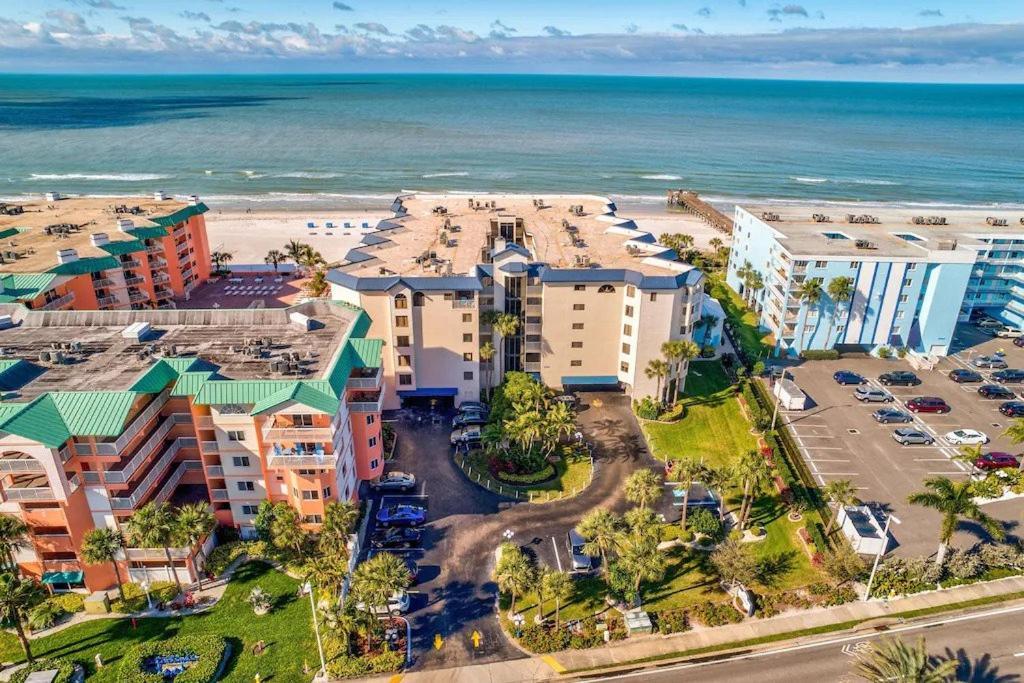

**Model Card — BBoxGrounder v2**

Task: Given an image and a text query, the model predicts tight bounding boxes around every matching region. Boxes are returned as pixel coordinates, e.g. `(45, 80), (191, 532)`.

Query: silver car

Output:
(973, 355), (1008, 369)
(892, 428), (935, 445)
(855, 386), (893, 403)
(567, 529), (594, 572)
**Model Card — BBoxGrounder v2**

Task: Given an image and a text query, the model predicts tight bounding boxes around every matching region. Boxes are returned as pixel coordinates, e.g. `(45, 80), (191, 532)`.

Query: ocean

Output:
(1, 73), (1022, 209)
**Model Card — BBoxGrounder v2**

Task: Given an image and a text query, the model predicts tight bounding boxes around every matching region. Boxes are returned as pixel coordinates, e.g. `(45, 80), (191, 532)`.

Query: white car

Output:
(944, 429), (989, 446)
(995, 328), (1024, 338)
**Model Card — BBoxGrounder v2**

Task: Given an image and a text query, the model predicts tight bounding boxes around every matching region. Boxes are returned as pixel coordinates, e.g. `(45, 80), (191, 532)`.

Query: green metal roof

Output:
(349, 338), (383, 368)
(0, 360), (42, 392)
(0, 395), (71, 447)
(0, 403), (26, 423)
(126, 226), (169, 240)
(99, 240), (146, 257)
(0, 227), (25, 241)
(49, 392), (138, 436)
(172, 370), (217, 396)
(0, 273), (58, 303)
(193, 379), (334, 407)
(49, 256), (120, 276)
(129, 358), (216, 394)
(250, 382), (340, 416)
(149, 203), (209, 227)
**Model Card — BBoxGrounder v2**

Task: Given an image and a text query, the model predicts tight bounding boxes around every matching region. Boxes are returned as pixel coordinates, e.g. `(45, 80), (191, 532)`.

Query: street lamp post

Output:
(305, 581), (328, 681)
(140, 579), (153, 610)
(863, 514), (901, 602)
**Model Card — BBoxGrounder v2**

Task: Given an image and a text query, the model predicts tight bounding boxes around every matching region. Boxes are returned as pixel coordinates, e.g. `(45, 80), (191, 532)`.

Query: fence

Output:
(452, 443), (596, 504)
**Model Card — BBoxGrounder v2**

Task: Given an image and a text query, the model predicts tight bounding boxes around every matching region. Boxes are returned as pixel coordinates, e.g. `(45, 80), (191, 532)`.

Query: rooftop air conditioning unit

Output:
(90, 233), (109, 247)
(121, 321), (152, 342)
(55, 248), (78, 265)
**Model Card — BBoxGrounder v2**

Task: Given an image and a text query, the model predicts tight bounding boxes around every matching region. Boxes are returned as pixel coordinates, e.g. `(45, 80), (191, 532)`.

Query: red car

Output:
(906, 397), (951, 414)
(974, 452), (1021, 471)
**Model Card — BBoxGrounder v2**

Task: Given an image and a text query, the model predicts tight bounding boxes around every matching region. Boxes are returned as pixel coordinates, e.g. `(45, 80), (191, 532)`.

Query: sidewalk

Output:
(367, 575), (1024, 683)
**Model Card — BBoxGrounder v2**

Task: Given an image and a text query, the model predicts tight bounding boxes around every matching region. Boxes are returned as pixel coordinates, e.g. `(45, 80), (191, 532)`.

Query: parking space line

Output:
(802, 446), (844, 450)
(551, 536), (563, 572)
(815, 472), (859, 476)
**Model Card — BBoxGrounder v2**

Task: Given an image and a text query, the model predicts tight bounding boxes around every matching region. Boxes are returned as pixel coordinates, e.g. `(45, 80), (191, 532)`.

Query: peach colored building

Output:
(0, 301), (382, 591)
(329, 194), (707, 409)
(0, 193), (212, 313)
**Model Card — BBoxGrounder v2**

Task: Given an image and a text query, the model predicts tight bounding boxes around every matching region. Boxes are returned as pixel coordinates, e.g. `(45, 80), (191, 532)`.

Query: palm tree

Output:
(319, 501), (359, 561)
(542, 401), (575, 456)
(1003, 419), (1024, 469)
(264, 249), (285, 273)
(126, 502), (182, 591)
(710, 539), (758, 590)
(307, 269), (329, 297)
(825, 276), (854, 347)
(0, 514), (28, 575)
(80, 528), (127, 602)
(479, 341), (496, 398)
(747, 272), (765, 310)
(822, 479), (858, 534)
(735, 450), (772, 529)
(854, 637), (958, 683)
(618, 517), (666, 601)
(318, 598), (362, 655)
(491, 312), (521, 377)
(210, 250), (233, 273)
(284, 239), (309, 273)
(697, 312), (720, 348)
(795, 278), (824, 352)
(0, 574), (44, 662)
(644, 359), (669, 406)
(674, 340), (701, 397)
(305, 555), (347, 598)
(301, 245), (326, 272)
(577, 509), (620, 577)
(702, 466), (732, 522)
(735, 261), (753, 303)
(624, 469), (663, 510)
(351, 552), (410, 612)
(672, 458), (708, 530)
(269, 504), (307, 560)
(661, 340), (686, 402)
(494, 542), (533, 617)
(952, 444), (984, 478)
(541, 570), (574, 628)
(908, 476), (1005, 565)
(174, 503), (216, 591)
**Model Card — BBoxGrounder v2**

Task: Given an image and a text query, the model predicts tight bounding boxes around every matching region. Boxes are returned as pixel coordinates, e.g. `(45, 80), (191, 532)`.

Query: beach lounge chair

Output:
(344, 222), (352, 229)
(326, 222), (335, 229)
(362, 222), (370, 229)
(255, 277), (263, 284)
(307, 222), (316, 229)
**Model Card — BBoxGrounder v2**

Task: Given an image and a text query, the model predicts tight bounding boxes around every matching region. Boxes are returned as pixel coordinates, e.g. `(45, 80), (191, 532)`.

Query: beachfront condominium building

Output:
(0, 301), (383, 591)
(328, 194), (707, 409)
(726, 205), (1024, 357)
(0, 193), (212, 312)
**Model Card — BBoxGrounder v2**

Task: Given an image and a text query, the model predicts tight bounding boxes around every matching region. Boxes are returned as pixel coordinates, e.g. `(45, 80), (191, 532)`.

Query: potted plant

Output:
(248, 586), (271, 616)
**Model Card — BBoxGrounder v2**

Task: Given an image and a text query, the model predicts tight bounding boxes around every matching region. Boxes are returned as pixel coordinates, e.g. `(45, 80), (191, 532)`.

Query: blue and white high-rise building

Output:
(726, 206), (1024, 357)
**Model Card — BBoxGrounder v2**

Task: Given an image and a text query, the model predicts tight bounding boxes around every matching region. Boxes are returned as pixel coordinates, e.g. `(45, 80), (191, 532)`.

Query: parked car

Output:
(995, 328), (1024, 338)
(356, 591), (411, 617)
(993, 369), (1024, 384)
(458, 401), (489, 414)
(566, 529), (595, 572)
(855, 386), (894, 403)
(450, 426), (483, 446)
(974, 452), (1021, 471)
(452, 411), (488, 429)
(892, 428), (934, 445)
(1015, 337), (1024, 348)
(833, 370), (867, 386)
(948, 368), (983, 383)
(553, 393), (579, 407)
(906, 397), (951, 414)
(872, 407), (913, 424)
(999, 401), (1024, 417)
(878, 371), (921, 386)
(944, 429), (989, 445)
(376, 504), (427, 527)
(370, 527), (423, 549)
(973, 355), (1008, 369)
(978, 318), (1007, 329)
(979, 384), (1016, 400)
(371, 471), (417, 492)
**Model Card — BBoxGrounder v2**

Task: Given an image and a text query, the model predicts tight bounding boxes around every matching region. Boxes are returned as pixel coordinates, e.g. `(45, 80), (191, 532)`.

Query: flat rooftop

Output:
(342, 193), (686, 277)
(743, 204), (1024, 259)
(0, 302), (357, 400)
(0, 195), (195, 274)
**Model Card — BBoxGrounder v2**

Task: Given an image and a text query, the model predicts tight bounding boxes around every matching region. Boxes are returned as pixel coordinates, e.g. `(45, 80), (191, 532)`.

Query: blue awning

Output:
(560, 375), (619, 386)
(42, 570), (84, 585)
(397, 387), (458, 398)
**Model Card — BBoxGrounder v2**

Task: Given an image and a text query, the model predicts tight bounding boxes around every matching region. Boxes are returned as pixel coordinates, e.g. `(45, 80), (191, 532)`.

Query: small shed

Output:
(773, 378), (808, 410)
(623, 609), (653, 635)
(838, 505), (889, 556)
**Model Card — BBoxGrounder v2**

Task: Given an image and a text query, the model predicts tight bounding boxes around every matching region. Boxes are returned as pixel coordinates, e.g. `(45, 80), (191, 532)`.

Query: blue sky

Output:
(0, 0), (1022, 81)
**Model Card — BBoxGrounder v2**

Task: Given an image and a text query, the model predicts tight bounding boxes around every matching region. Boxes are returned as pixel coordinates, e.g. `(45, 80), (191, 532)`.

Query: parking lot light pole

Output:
(863, 514), (901, 602)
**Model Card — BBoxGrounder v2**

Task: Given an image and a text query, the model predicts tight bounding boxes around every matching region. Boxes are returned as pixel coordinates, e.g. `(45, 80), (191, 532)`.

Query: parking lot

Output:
(780, 324), (1024, 557)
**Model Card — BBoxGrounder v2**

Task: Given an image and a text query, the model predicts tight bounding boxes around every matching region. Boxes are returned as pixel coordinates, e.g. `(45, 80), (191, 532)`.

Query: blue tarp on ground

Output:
(396, 387), (459, 398)
(560, 375), (618, 386)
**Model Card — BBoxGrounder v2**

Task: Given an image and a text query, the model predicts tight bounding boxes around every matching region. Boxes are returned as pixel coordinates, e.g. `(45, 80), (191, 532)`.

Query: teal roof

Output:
(0, 228), (25, 241)
(193, 379), (334, 407)
(0, 360), (42, 391)
(99, 240), (146, 257)
(0, 391), (139, 447)
(0, 273), (58, 303)
(349, 338), (383, 368)
(172, 370), (217, 396)
(126, 226), (169, 240)
(50, 256), (120, 276)
(0, 404), (26, 423)
(128, 358), (215, 394)
(149, 203), (209, 228)
(0, 395), (71, 447)
(250, 382), (340, 416)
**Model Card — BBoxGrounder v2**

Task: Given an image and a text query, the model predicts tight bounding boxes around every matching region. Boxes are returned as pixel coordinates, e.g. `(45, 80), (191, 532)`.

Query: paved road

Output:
(591, 601), (1024, 683)
(373, 393), (658, 672)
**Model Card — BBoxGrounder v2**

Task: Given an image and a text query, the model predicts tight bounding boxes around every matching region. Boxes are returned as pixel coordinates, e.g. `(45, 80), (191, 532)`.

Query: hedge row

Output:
(799, 349), (841, 360)
(117, 635), (226, 683)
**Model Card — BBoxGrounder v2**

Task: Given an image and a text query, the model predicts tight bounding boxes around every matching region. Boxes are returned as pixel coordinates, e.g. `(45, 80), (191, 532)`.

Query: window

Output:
(293, 414), (314, 427)
(620, 361), (630, 372)
(413, 292), (425, 306)
(302, 490), (320, 500)
(369, 459), (379, 470)
(463, 352), (474, 361)
(366, 414), (375, 425)
(395, 315), (409, 327)
(305, 515), (324, 524)
(570, 360), (582, 367)
(398, 374), (412, 386)
(626, 285), (636, 297)
(649, 293), (657, 302)
(241, 505), (259, 516)
(525, 353), (541, 362)
(623, 323), (633, 336)
(526, 316), (541, 324)
(574, 285), (586, 291)
(396, 335), (410, 347)
(836, 325), (845, 333)
(232, 456), (250, 468)
(394, 294), (408, 309)
(895, 311), (905, 320)
(624, 305), (634, 317)
(464, 371), (474, 380)
(526, 297), (542, 305)
(572, 323), (584, 330)
(571, 341), (583, 348)
(227, 430), (245, 442)
(573, 303), (585, 311)
(443, 292), (454, 301)
(898, 294), (908, 303)
(398, 354), (411, 367)
(598, 285), (615, 293)
(906, 263), (917, 271)
(463, 333), (473, 343)
(237, 481), (255, 492)
(815, 260), (827, 268)
(369, 436), (378, 448)
(621, 342), (631, 354)
(850, 261), (860, 268)
(903, 279), (912, 287)
(323, 486), (332, 498)
(462, 313), (473, 323)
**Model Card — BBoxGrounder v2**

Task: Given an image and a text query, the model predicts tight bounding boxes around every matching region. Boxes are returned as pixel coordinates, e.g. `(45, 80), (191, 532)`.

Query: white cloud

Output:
(543, 25), (570, 37)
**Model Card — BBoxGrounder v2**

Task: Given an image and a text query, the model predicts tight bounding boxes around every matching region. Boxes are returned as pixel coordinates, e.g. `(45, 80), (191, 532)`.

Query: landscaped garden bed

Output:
(117, 635), (226, 682)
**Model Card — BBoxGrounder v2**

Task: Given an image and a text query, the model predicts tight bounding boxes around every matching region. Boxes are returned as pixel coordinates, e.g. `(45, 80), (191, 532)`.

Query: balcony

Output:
(124, 276), (146, 287)
(102, 414), (178, 484)
(200, 440), (219, 454)
(92, 393), (172, 458)
(3, 474), (55, 502)
(0, 454), (45, 474)
(211, 488), (229, 501)
(120, 259), (142, 269)
(152, 271), (171, 284)
(346, 366), (382, 390)
(40, 292), (75, 311)
(173, 226), (188, 238)
(154, 461), (202, 503)
(97, 294), (121, 307)
(261, 424), (335, 443)
(125, 547), (192, 562)
(194, 416), (214, 429)
(451, 299), (475, 309)
(267, 449), (339, 470)
(108, 437), (195, 509)
(347, 391), (383, 413)
(150, 258), (169, 270)
(181, 268), (195, 280)
(206, 465), (224, 477)
(92, 277), (116, 288)
(155, 287), (174, 300)
(146, 245), (164, 255)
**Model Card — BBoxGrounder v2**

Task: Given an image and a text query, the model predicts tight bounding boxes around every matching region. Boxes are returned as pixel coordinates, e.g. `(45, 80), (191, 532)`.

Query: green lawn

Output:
(706, 274), (773, 361)
(507, 575), (610, 624)
(0, 562), (319, 681)
(642, 361), (759, 471)
(460, 447), (593, 503)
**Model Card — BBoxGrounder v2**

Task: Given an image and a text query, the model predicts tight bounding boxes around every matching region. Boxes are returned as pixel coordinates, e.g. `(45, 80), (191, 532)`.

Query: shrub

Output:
(870, 557), (941, 598)
(633, 396), (661, 420)
(876, 346), (892, 359)
(249, 586), (272, 614)
(204, 540), (270, 576)
(112, 581), (179, 613)
(700, 345), (715, 358)
(804, 520), (830, 553)
(799, 349), (841, 361)
(116, 635), (225, 683)
(48, 592), (85, 614)
(688, 508), (723, 541)
(691, 601), (743, 627)
(752, 360), (766, 376)
(655, 609), (690, 634)
(493, 463), (555, 484)
(518, 624), (571, 653)
(896, 347), (909, 359)
(28, 601), (65, 631)
(327, 648), (405, 678)
(979, 542), (1024, 570)
(10, 659), (77, 683)
(945, 549), (983, 580)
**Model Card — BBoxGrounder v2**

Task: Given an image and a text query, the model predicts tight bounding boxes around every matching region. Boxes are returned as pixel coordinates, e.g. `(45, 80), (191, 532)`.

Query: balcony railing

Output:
(347, 392), (383, 413)
(181, 268), (195, 280)
(346, 366), (382, 390)
(40, 292), (75, 311)
(97, 295), (120, 307)
(92, 277), (116, 288)
(102, 414), (178, 483)
(67, 472), (81, 493)
(146, 245), (164, 255)
(200, 440), (219, 453)
(206, 465), (224, 477)
(0, 457), (44, 474)
(125, 547), (192, 561)
(128, 291), (150, 304)
(194, 416), (214, 430)
(94, 392), (172, 456)
(124, 276), (146, 286)
(4, 486), (55, 502)
(151, 258), (169, 270)
(267, 451), (340, 470)
(108, 437), (195, 509)
(261, 424), (335, 443)
(152, 272), (171, 284)
(120, 259), (142, 269)
(451, 299), (475, 309)
(211, 488), (229, 501)
(154, 461), (202, 503)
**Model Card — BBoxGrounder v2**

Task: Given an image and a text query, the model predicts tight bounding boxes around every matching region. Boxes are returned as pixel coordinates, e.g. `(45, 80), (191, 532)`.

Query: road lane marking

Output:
(551, 536), (563, 572)
(541, 655), (567, 673)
